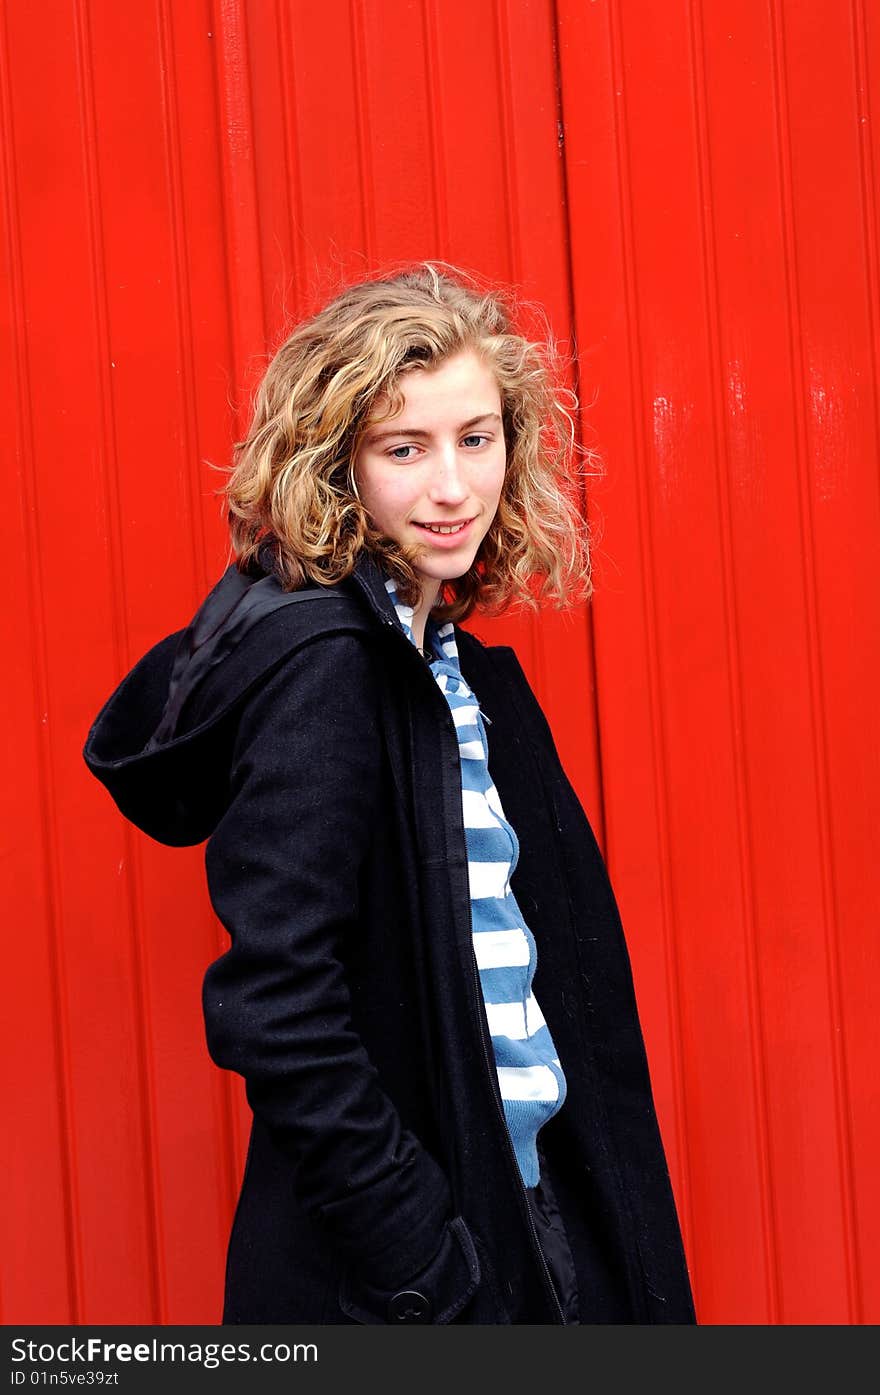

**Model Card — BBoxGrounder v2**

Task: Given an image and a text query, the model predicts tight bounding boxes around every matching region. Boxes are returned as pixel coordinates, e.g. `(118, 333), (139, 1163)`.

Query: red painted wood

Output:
(556, 0), (880, 1324)
(1, 0), (876, 1326)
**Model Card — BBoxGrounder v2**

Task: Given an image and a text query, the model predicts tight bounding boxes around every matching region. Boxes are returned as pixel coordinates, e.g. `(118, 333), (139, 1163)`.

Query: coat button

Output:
(387, 1289), (433, 1323)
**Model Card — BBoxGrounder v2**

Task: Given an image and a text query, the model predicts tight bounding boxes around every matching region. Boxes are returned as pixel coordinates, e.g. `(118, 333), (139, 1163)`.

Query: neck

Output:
(411, 579), (442, 650)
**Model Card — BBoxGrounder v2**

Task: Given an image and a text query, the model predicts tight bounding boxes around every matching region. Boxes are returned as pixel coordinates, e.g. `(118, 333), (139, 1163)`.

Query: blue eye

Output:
(386, 435), (489, 460)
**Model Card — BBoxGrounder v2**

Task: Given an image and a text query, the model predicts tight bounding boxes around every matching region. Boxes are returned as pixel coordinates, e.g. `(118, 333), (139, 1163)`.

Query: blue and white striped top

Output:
(385, 576), (567, 1188)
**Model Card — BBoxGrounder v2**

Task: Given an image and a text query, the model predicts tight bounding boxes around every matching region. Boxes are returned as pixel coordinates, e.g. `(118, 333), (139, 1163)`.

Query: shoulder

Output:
(454, 626), (559, 756)
(219, 628), (387, 788)
(236, 626), (383, 722)
(453, 624), (501, 665)
(454, 625), (526, 689)
(180, 578), (379, 733)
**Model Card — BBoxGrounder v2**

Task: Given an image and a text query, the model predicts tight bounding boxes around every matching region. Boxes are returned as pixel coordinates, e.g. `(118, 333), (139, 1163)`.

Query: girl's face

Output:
(354, 349), (507, 595)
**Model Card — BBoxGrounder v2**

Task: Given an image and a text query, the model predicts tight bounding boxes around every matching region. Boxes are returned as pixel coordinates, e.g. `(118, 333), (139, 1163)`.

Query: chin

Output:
(420, 554), (479, 584)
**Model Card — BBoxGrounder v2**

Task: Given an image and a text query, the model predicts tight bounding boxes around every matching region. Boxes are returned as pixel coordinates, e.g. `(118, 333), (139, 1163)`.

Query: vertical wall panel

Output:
(4, 0), (158, 1321)
(0, 0), (77, 1318)
(774, 0), (880, 1322)
(557, 0), (880, 1323)
(1, 0), (876, 1325)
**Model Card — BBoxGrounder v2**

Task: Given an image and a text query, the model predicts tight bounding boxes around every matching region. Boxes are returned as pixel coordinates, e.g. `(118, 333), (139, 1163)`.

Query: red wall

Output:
(2, 0), (877, 1324)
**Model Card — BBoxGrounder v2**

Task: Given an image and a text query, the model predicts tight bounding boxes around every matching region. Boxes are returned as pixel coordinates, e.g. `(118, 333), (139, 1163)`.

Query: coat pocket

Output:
(465, 1232), (514, 1324)
(338, 1215), (480, 1325)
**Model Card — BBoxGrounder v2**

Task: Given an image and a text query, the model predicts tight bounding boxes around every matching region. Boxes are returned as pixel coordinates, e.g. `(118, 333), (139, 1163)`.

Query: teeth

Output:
(420, 521), (468, 534)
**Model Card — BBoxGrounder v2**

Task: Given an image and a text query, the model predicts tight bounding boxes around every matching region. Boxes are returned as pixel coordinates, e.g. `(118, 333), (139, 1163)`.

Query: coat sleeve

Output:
(201, 631), (480, 1322)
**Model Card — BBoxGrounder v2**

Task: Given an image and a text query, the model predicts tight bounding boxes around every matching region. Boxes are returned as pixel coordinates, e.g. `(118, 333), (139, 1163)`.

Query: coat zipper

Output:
(380, 613), (567, 1325)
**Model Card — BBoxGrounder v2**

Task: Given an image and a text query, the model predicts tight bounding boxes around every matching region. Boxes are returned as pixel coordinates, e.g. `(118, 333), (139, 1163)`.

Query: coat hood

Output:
(82, 550), (396, 847)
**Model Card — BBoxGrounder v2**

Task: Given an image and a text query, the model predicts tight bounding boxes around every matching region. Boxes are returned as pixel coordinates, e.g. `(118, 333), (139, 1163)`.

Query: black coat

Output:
(83, 550), (696, 1325)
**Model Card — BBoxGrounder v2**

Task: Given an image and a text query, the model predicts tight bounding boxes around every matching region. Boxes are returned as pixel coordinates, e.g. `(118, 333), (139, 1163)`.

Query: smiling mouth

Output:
(412, 518), (475, 535)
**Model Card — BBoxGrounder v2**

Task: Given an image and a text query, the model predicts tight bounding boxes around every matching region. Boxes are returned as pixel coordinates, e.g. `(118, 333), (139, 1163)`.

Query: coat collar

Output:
(257, 537), (402, 634)
(347, 548), (402, 628)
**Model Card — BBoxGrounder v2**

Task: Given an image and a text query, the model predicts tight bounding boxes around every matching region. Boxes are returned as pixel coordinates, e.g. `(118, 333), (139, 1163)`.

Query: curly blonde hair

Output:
(225, 261), (596, 623)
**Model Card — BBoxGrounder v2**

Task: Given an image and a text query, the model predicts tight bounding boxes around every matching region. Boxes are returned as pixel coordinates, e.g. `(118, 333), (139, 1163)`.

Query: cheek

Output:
(354, 457), (383, 506)
(486, 458), (507, 507)
(355, 463), (414, 525)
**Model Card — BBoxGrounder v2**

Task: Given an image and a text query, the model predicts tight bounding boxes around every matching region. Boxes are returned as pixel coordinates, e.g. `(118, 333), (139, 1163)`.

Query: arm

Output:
(202, 631), (479, 1322)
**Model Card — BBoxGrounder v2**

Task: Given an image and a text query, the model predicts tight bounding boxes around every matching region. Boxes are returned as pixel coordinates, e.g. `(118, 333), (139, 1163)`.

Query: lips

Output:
(412, 517), (475, 536)
(411, 517), (478, 550)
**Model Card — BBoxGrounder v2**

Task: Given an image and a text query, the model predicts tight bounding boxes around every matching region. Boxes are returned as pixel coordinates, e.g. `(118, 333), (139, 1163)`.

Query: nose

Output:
(427, 441), (470, 506)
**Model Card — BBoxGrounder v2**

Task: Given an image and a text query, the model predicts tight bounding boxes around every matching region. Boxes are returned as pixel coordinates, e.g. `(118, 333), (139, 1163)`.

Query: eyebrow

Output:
(365, 412), (502, 442)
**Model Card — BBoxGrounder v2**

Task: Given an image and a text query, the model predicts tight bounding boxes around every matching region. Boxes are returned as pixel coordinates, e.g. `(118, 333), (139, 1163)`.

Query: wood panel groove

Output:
(850, 0), (880, 512)
(419, 0), (446, 250)
(604, 0), (697, 1285)
(0, 1), (82, 1325)
(768, 0), (862, 1323)
(686, 0), (782, 1323)
(71, 0), (164, 1322)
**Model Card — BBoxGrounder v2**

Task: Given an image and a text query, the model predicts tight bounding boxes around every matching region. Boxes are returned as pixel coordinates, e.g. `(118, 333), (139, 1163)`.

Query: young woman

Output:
(84, 263), (696, 1325)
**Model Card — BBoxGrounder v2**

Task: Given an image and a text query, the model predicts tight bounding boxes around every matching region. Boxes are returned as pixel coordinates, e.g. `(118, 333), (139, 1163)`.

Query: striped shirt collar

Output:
(383, 575), (460, 667)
